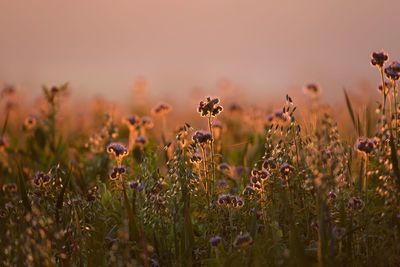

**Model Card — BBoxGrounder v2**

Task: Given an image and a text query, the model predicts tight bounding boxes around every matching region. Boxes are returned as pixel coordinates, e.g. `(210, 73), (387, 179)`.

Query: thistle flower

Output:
(385, 61), (400, 81)
(355, 137), (377, 155)
(2, 183), (17, 193)
(210, 236), (222, 247)
(128, 180), (141, 189)
(370, 51), (388, 68)
(280, 163), (294, 176)
(251, 168), (270, 180)
(218, 162), (230, 171)
(303, 83), (321, 98)
(217, 180), (228, 188)
(332, 226), (346, 240)
(1, 84), (16, 97)
(107, 143), (129, 163)
(192, 130), (212, 144)
(233, 233), (253, 247)
(109, 166), (126, 180)
(152, 102), (172, 116)
(198, 97), (223, 117)
(33, 172), (52, 187)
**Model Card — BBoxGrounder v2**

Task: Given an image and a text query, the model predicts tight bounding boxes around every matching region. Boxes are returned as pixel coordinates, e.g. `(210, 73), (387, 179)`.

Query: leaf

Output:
(343, 89), (358, 134)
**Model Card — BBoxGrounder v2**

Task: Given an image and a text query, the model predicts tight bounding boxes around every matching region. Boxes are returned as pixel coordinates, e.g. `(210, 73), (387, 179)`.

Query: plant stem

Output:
(208, 114), (216, 202)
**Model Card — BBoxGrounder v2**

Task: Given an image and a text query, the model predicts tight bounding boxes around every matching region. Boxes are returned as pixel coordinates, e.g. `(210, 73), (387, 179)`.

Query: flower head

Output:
(332, 226), (346, 240)
(107, 143), (129, 161)
(192, 130), (212, 145)
(370, 51), (388, 68)
(23, 116), (37, 131)
(217, 194), (244, 208)
(303, 83), (321, 98)
(33, 171), (52, 187)
(347, 197), (364, 211)
(109, 166), (126, 180)
(152, 102), (172, 116)
(198, 97), (223, 117)
(385, 61), (400, 81)
(280, 163), (294, 176)
(355, 137), (377, 155)
(210, 236), (222, 247)
(233, 233), (253, 247)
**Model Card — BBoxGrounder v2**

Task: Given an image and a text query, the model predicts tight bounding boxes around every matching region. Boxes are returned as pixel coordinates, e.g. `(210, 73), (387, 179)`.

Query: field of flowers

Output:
(1, 51), (400, 266)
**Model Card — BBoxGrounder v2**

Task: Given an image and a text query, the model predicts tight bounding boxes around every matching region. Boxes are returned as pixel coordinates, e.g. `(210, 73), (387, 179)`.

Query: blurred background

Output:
(0, 0), (399, 105)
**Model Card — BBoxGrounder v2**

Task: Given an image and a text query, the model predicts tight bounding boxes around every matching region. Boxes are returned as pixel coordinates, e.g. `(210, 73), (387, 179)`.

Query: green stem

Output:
(208, 115), (216, 202)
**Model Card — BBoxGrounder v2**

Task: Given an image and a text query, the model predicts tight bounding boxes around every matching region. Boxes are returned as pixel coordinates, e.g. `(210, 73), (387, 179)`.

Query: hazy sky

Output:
(0, 0), (399, 102)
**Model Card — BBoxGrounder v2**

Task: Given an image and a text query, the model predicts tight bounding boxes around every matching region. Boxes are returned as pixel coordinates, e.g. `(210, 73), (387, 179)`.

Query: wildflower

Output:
(280, 163), (294, 176)
(23, 116), (37, 131)
(243, 185), (255, 195)
(192, 130), (212, 144)
(370, 51), (388, 68)
(128, 180), (140, 189)
(263, 157), (277, 169)
(355, 137), (377, 155)
(152, 102), (172, 116)
(198, 97), (223, 117)
(109, 166), (126, 180)
(385, 61), (400, 81)
(2, 183), (17, 193)
(251, 168), (270, 181)
(107, 143), (129, 162)
(210, 236), (222, 247)
(141, 116), (154, 129)
(332, 226), (346, 240)
(33, 172), (52, 187)
(135, 136), (148, 146)
(217, 194), (244, 208)
(218, 162), (230, 171)
(217, 180), (228, 188)
(233, 233), (253, 247)
(347, 197), (364, 211)
(303, 83), (321, 98)
(123, 115), (141, 128)
(149, 258), (159, 267)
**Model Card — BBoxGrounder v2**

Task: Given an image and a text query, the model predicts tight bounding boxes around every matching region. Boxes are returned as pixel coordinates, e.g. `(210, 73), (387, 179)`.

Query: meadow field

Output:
(1, 51), (400, 266)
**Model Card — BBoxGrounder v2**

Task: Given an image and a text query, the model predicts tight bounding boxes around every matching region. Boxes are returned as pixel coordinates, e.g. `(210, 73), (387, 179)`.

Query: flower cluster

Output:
(209, 236), (222, 247)
(217, 194), (244, 208)
(370, 51), (388, 68)
(109, 166), (126, 180)
(385, 61), (400, 81)
(33, 172), (52, 187)
(2, 183), (17, 193)
(197, 97), (223, 117)
(233, 233), (253, 247)
(249, 168), (270, 190)
(267, 110), (289, 124)
(107, 143), (129, 162)
(151, 102), (172, 116)
(355, 137), (377, 155)
(192, 130), (212, 144)
(280, 163), (294, 176)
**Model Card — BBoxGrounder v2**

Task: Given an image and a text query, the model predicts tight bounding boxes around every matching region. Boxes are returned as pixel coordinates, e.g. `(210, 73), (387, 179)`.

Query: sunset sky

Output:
(0, 0), (399, 102)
